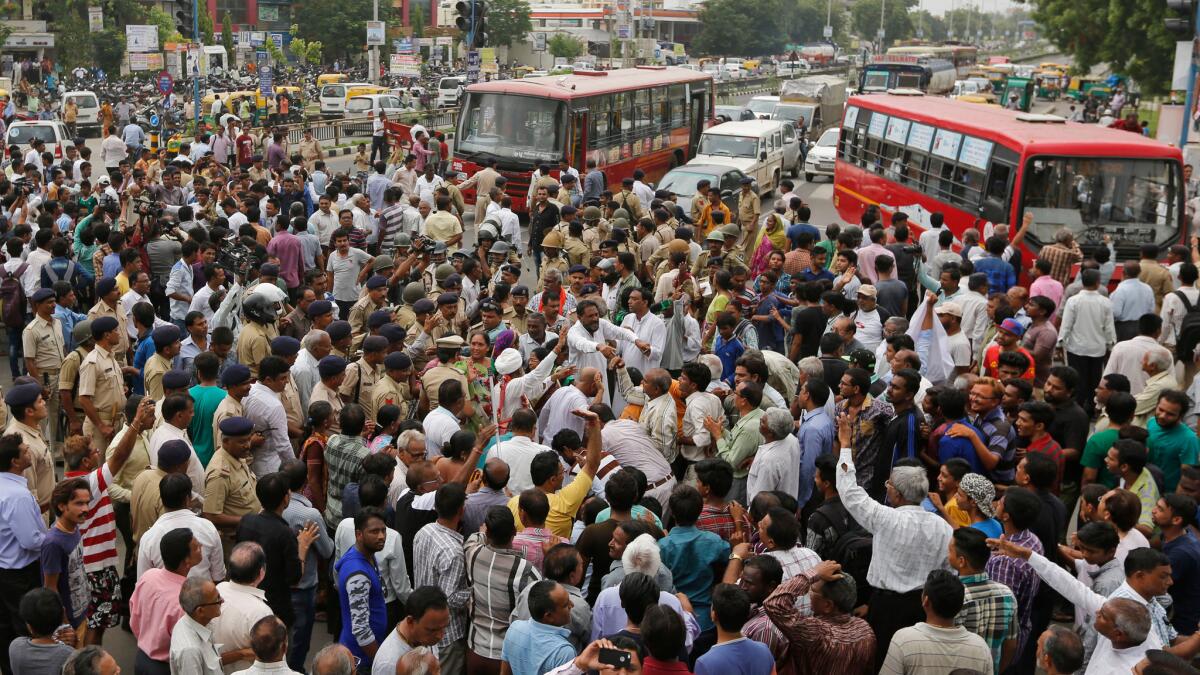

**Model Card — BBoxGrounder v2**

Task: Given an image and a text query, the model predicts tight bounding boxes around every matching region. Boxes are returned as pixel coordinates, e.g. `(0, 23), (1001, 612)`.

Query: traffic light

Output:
(455, 0), (472, 33)
(473, 0), (487, 48)
(175, 0), (194, 39)
(1166, 0), (1195, 38)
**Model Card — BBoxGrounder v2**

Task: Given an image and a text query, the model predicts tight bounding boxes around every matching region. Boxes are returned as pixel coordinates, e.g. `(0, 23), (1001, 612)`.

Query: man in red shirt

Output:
(982, 318), (1036, 382)
(1015, 400), (1064, 493)
(236, 129), (254, 170)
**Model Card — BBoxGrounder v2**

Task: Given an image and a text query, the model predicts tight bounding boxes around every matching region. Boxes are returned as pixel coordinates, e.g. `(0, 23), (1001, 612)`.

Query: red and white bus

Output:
(833, 93), (1185, 265)
(450, 66), (716, 214)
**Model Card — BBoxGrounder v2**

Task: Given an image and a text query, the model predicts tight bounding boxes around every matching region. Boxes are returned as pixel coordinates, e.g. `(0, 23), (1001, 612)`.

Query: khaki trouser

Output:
(38, 369), (60, 458)
(83, 411), (120, 455)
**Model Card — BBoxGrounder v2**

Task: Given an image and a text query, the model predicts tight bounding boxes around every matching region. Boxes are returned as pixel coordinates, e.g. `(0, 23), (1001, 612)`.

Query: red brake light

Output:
(54, 145), (61, 158)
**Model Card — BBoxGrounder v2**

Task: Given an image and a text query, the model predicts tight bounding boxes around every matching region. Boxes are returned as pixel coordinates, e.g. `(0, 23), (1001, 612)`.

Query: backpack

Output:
(0, 262), (28, 328)
(1174, 289), (1200, 362)
(829, 527), (874, 606)
(42, 259), (75, 288)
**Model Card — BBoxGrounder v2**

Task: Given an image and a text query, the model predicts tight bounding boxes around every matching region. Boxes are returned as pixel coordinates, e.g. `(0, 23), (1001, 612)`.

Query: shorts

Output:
(86, 566), (121, 629)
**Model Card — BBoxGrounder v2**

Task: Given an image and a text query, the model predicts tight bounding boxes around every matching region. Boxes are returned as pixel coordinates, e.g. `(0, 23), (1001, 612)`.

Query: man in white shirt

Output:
(210, 542), (274, 673)
(1103, 315), (1174, 396)
(492, 345), (564, 425)
(936, 302), (973, 376)
(1058, 269), (1117, 414)
(747, 408), (801, 500)
(618, 287), (665, 377)
(149, 400), (207, 501)
(635, 369), (678, 464)
(309, 195), (339, 248)
(489, 409), (552, 494)
(538, 367), (599, 448)
(423, 380), (464, 459)
(415, 165), (444, 208)
(567, 300), (647, 404)
(959, 273), (991, 355)
(137, 469), (225, 581)
(631, 168), (654, 206)
(189, 266), (226, 325)
(243, 357), (293, 477)
(234, 616), (301, 675)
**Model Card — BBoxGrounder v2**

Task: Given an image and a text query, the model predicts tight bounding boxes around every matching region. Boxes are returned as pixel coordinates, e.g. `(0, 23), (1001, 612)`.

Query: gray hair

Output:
(179, 577), (213, 615)
(62, 646), (110, 675)
(820, 574), (858, 614)
(397, 429), (426, 449)
(1145, 350), (1172, 373)
(1106, 597), (1150, 645)
(763, 408), (794, 440)
(1054, 228), (1074, 245)
(889, 465), (929, 504)
(543, 268), (562, 283)
(884, 316), (909, 334)
(310, 644), (357, 675)
(699, 354), (723, 382)
(622, 533), (663, 576)
(797, 357), (823, 381)
(302, 329), (329, 350)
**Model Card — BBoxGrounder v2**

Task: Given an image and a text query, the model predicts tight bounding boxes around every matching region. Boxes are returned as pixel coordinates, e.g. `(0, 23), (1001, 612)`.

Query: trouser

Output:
(867, 587), (925, 672)
(1115, 320), (1139, 342)
(438, 638), (468, 675)
(113, 500), (134, 572)
(370, 134), (387, 163)
(288, 587), (316, 672)
(6, 326), (22, 378)
(83, 414), (118, 456)
(466, 650), (502, 675)
(0, 562), (40, 675)
(135, 650), (171, 675)
(39, 368), (60, 456)
(727, 476), (748, 505)
(336, 300), (354, 321)
(1066, 352), (1105, 417)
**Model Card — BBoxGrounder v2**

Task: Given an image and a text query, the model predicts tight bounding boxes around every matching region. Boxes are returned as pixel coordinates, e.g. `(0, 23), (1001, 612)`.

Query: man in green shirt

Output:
(1147, 389), (1200, 493)
(1080, 391), (1137, 489)
(705, 380), (765, 504)
(187, 352), (227, 466)
(1104, 438), (1160, 537)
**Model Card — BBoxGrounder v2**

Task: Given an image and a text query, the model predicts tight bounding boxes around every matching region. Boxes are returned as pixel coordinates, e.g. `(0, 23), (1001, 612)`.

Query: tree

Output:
(146, 5), (183, 44)
(783, 0), (846, 45)
(288, 23), (323, 64)
(411, 5), (426, 38)
(1025, 0), (1173, 95)
(295, 0), (390, 61)
(694, 0), (787, 56)
(486, 0), (532, 48)
(198, 0), (214, 43)
(547, 32), (583, 59)
(222, 12), (234, 56)
(909, 10), (947, 41)
(850, 0), (915, 44)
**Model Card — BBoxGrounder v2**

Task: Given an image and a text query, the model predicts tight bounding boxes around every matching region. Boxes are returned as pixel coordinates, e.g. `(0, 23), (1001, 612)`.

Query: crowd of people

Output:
(0, 119), (1198, 675)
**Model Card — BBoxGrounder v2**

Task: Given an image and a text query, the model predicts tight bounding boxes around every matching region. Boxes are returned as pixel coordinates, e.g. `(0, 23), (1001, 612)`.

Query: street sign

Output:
(259, 64), (274, 96)
(823, 24), (832, 38)
(395, 37), (413, 54)
(126, 25), (159, 53)
(269, 33), (284, 49)
(366, 21), (386, 46)
(250, 31), (266, 46)
(157, 70), (173, 95)
(533, 33), (546, 51)
(88, 6), (103, 32)
(149, 113), (160, 127)
(466, 50), (481, 84)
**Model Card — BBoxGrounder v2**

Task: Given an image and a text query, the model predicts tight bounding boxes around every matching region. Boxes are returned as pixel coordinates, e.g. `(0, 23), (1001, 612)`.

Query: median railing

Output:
(273, 108), (461, 147)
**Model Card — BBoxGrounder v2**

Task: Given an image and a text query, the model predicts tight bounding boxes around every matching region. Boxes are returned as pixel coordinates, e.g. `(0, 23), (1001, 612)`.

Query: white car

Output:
(436, 77), (465, 108)
(804, 127), (840, 182)
(6, 120), (73, 161)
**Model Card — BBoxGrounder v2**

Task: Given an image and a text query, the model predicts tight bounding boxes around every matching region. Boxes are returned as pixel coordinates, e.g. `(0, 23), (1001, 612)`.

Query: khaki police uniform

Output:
(22, 315), (64, 451)
(564, 237), (590, 267)
(105, 423), (151, 507)
(202, 448), (261, 520)
(689, 192), (709, 225)
(6, 419), (54, 510)
(87, 301), (130, 365)
(131, 466), (167, 543)
(370, 374), (414, 421)
(310, 382), (344, 434)
(421, 363), (468, 411)
(614, 190), (644, 220)
(143, 352), (173, 401)
(395, 305), (417, 332)
(59, 345), (90, 433)
(237, 322), (279, 380)
(78, 344), (126, 452)
(211, 396), (245, 452)
(505, 307), (530, 336)
(737, 190), (761, 234)
(282, 378), (303, 453)
(340, 360), (380, 419)
(348, 296), (385, 338)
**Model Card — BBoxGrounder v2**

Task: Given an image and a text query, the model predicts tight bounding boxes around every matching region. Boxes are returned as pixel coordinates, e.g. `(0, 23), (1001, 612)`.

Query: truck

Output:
(778, 74), (848, 137)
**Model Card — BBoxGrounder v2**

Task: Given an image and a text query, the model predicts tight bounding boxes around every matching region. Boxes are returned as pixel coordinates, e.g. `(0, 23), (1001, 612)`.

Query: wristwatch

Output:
(729, 552), (744, 562)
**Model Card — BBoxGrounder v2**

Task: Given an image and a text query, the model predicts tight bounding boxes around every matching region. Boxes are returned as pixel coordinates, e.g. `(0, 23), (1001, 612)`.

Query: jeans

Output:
(288, 587), (317, 672)
(6, 325), (23, 378)
(135, 650), (171, 675)
(370, 135), (387, 164)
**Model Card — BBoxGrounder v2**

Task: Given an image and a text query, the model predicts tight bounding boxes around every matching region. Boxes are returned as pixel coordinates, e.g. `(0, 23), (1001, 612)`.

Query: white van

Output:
(61, 91), (100, 136)
(722, 59), (744, 80)
(436, 77), (465, 108)
(690, 119), (798, 195)
(7, 120), (73, 161)
(319, 81), (372, 118)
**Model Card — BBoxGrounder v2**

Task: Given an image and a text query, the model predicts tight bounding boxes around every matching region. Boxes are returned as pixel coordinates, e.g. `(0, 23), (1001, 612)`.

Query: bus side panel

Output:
(834, 158), (978, 239)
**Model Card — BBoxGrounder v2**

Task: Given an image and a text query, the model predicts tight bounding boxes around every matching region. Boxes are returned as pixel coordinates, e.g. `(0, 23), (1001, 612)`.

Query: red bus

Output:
(833, 94), (1185, 264)
(450, 66), (716, 214)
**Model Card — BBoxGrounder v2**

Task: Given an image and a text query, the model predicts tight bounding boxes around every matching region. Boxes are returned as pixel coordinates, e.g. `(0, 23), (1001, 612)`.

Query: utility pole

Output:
(1177, 0), (1200, 145)
(824, 0), (832, 41)
(878, 0), (886, 53)
(192, 0), (201, 129)
(369, 0), (379, 83)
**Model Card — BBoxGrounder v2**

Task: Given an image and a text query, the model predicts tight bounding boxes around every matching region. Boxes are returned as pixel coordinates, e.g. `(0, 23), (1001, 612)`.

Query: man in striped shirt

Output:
(413, 482), (472, 675)
(949, 527), (1020, 673)
(464, 506), (540, 673)
(63, 395), (156, 646)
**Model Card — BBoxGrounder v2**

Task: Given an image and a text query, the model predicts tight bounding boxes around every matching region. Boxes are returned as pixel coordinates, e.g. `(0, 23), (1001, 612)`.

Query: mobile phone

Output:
(598, 648), (631, 669)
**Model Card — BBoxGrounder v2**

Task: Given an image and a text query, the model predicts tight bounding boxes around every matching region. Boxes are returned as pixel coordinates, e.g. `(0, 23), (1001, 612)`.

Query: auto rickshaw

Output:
(1034, 68), (1063, 100)
(1000, 77), (1035, 112)
(317, 73), (348, 86)
(1066, 77), (1111, 102)
(955, 94), (999, 107)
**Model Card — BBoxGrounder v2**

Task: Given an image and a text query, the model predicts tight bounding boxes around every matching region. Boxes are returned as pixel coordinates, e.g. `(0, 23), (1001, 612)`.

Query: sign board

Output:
(3, 34), (53, 48)
(435, 36), (453, 46)
(394, 37), (413, 53)
(534, 32), (546, 51)
(128, 52), (164, 71)
(390, 53), (421, 76)
(466, 49), (481, 84)
(125, 25), (159, 53)
(269, 33), (284, 49)
(480, 47), (495, 63)
(366, 21), (386, 46)
(823, 24), (832, 38)
(416, 37), (434, 46)
(157, 70), (174, 94)
(1174, 40), (1192, 91)
(250, 31), (266, 46)
(258, 6), (279, 22)
(259, 64), (274, 96)
(617, 24), (632, 39)
(238, 31), (250, 49)
(88, 6), (103, 32)
(673, 43), (684, 56)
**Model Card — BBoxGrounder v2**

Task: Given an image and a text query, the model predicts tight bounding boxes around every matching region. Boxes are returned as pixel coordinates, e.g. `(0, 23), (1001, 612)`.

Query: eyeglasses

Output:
(197, 598), (224, 608)
(969, 392), (1000, 400)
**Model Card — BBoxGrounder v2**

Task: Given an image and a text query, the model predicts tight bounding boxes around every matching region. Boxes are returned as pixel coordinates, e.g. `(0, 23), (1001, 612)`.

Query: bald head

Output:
(893, 349), (921, 371)
(483, 458), (510, 491)
(576, 367), (600, 396)
(228, 541), (266, 585)
(312, 644), (356, 675)
(407, 460), (439, 493)
(644, 368), (672, 398)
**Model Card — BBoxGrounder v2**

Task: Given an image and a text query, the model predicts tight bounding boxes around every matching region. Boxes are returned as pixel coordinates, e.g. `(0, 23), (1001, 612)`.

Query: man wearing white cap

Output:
(492, 337), (569, 430)
(936, 301), (973, 377)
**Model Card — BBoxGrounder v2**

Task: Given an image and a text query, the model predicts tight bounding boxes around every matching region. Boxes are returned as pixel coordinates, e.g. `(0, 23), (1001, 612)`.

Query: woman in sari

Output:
(299, 400), (335, 513)
(462, 330), (495, 431)
(701, 269), (737, 349)
(749, 212), (788, 278)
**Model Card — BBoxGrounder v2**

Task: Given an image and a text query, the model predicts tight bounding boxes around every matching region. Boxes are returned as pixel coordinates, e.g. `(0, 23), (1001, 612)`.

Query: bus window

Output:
(981, 162), (1014, 224)
(634, 89), (650, 130)
(669, 85), (686, 127)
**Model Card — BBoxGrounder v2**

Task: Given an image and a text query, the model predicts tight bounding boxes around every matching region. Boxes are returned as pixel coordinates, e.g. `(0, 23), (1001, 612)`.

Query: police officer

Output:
(312, 356), (347, 434)
(78, 316), (127, 452)
(202, 415), (262, 533)
(4, 382), (55, 512)
(349, 275), (389, 338)
(736, 177), (761, 254)
(506, 286), (532, 336)
(22, 288), (65, 452)
(239, 293), (281, 379)
(371, 351), (416, 421)
(307, 299), (336, 333)
(270, 337), (304, 452)
(421, 335), (469, 411)
(144, 324), (182, 401)
(431, 292), (468, 342)
(342, 336), (386, 420)
(87, 278), (130, 366)
(327, 321), (354, 361)
(59, 320), (94, 438)
(213, 364), (252, 452)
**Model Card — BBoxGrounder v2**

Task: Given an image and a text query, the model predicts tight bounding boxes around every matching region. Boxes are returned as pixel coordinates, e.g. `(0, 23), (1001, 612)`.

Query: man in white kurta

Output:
(491, 344), (562, 427)
(617, 290), (665, 416)
(567, 300), (645, 414)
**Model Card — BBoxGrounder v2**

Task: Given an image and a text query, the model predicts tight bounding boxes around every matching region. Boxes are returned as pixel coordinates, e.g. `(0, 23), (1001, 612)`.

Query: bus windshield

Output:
(862, 70), (891, 91)
(1022, 157), (1179, 247)
(457, 93), (565, 164)
(697, 134), (758, 158)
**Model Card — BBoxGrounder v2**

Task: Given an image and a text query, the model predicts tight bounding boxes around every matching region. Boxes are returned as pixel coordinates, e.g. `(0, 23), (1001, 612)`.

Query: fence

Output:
(274, 108), (460, 147)
(713, 64), (852, 102)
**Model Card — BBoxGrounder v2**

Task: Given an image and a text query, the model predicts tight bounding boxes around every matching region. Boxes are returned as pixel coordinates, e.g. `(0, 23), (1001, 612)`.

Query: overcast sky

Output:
(915, 0), (1024, 15)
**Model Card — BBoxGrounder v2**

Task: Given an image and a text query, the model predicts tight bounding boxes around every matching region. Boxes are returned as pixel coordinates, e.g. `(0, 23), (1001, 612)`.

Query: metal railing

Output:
(272, 108), (461, 147)
(713, 64), (852, 101)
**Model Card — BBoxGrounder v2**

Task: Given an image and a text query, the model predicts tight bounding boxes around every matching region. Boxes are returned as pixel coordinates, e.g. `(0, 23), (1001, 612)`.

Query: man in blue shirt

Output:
(973, 236), (1017, 294)
(936, 388), (988, 474)
(0, 429), (49, 674)
(796, 378), (834, 509)
(659, 484), (731, 631)
(501, 580), (577, 675)
(1153, 493), (1200, 635)
(785, 205), (820, 249)
(1110, 259), (1157, 341)
(335, 507), (389, 668)
(695, 583), (776, 675)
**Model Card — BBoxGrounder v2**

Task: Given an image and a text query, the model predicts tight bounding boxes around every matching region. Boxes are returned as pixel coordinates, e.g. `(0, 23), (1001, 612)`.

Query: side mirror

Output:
(759, 151), (767, 160)
(720, 189), (734, 199)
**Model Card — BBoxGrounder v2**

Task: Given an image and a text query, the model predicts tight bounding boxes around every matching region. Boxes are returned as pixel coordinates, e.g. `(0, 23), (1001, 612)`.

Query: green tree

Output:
(694, 0), (787, 56)
(264, 35), (286, 63)
(146, 5), (183, 43)
(486, 0), (532, 48)
(850, 0), (915, 44)
(1025, 0), (1173, 95)
(198, 0), (214, 43)
(222, 12), (234, 55)
(411, 6), (426, 38)
(909, 10), (947, 41)
(288, 23), (323, 64)
(547, 32), (583, 59)
(783, 0), (846, 45)
(295, 0), (390, 61)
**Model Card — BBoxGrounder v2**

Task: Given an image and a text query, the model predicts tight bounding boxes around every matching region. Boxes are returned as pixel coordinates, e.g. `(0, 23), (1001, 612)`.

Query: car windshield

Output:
(347, 99), (372, 112)
(697, 134), (758, 158)
(816, 128), (839, 147)
(1023, 157), (1179, 247)
(774, 104), (813, 127)
(747, 99), (777, 114)
(457, 93), (564, 165)
(68, 94), (97, 108)
(7, 125), (55, 145)
(658, 170), (717, 198)
(440, 78), (463, 90)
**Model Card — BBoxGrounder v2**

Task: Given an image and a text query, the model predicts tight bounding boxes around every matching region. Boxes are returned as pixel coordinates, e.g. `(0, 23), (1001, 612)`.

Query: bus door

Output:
(569, 108), (588, 170)
(980, 156), (1017, 227)
(689, 88), (708, 154)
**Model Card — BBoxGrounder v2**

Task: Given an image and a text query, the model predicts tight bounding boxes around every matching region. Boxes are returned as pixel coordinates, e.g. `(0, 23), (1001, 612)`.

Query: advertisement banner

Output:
(366, 21), (386, 46)
(125, 25), (159, 53)
(128, 53), (164, 71)
(390, 54), (421, 76)
(88, 6), (103, 32)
